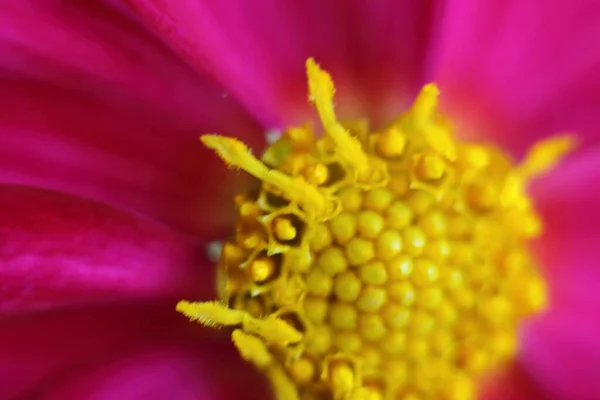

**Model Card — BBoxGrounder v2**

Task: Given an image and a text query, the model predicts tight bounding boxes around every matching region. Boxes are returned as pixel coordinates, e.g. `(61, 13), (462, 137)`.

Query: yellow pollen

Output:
(250, 257), (276, 283)
(273, 217), (297, 241)
(178, 59), (576, 400)
(376, 128), (407, 158)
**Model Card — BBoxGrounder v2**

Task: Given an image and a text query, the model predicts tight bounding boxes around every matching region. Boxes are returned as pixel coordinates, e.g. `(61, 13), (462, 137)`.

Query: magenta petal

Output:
(517, 148), (600, 400)
(0, 186), (216, 315)
(0, 0), (265, 237)
(432, 0), (600, 156)
(481, 363), (549, 400)
(126, 0), (439, 127)
(39, 346), (269, 400)
(0, 304), (269, 399)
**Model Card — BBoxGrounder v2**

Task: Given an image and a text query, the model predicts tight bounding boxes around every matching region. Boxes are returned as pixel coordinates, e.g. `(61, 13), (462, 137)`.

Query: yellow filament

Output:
(201, 134), (333, 218)
(411, 84), (457, 160)
(176, 300), (302, 346)
(412, 83), (440, 127)
(232, 329), (273, 368)
(306, 58), (370, 175)
(243, 316), (303, 346)
(176, 300), (244, 327)
(519, 135), (578, 179)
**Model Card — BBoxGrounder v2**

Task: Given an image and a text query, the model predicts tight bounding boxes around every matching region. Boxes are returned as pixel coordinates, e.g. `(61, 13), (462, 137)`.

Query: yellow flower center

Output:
(177, 59), (575, 400)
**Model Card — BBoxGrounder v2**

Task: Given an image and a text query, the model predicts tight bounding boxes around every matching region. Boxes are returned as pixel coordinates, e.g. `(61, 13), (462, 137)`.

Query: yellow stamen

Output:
(273, 217), (297, 241)
(306, 58), (371, 176)
(376, 128), (407, 158)
(249, 258), (276, 283)
(411, 84), (457, 160)
(201, 134), (337, 219)
(232, 329), (273, 368)
(412, 83), (440, 127)
(519, 135), (578, 179)
(176, 300), (244, 327)
(176, 300), (302, 346)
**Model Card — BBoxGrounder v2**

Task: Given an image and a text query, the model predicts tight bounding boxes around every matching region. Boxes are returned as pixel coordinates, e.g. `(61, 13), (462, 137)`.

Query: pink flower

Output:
(0, 0), (598, 399)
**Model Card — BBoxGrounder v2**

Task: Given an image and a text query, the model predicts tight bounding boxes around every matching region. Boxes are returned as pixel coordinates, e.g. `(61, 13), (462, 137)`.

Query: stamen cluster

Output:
(178, 59), (574, 400)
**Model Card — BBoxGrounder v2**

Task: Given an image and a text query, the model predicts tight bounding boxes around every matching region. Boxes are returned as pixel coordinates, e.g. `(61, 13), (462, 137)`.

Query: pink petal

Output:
(0, 304), (269, 399)
(481, 363), (549, 400)
(0, 185), (215, 316)
(432, 0), (600, 156)
(0, 0), (265, 237)
(126, 0), (439, 127)
(517, 147), (600, 400)
(39, 346), (269, 400)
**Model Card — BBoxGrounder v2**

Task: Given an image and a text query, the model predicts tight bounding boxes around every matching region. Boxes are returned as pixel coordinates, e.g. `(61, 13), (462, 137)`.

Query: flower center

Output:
(177, 59), (575, 400)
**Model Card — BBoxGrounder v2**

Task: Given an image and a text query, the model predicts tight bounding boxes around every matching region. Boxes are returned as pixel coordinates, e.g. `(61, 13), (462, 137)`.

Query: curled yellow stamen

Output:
(519, 135), (578, 180)
(176, 300), (302, 346)
(201, 134), (337, 219)
(306, 58), (371, 176)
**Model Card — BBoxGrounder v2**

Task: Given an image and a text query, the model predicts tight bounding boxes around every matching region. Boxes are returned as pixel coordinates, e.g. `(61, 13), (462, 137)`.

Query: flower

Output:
(0, 1), (598, 400)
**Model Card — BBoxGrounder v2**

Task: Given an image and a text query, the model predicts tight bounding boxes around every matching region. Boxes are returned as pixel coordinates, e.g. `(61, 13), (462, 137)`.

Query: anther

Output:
(273, 217), (297, 241)
(415, 152), (445, 181)
(250, 257), (276, 283)
(327, 362), (356, 398)
(376, 128), (407, 158)
(302, 163), (329, 185)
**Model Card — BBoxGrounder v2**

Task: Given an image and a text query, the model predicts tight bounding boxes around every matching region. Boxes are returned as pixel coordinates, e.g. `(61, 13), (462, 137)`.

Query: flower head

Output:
(178, 58), (575, 399)
(1, 1), (600, 399)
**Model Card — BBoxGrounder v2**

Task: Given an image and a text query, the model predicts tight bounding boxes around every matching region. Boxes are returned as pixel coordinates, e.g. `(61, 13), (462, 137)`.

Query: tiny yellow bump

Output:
(303, 296), (329, 324)
(273, 216), (297, 241)
(357, 210), (385, 239)
(359, 313), (387, 341)
(417, 287), (444, 310)
(358, 260), (388, 285)
(376, 229), (403, 261)
(356, 286), (388, 312)
(406, 190), (435, 216)
(403, 226), (427, 256)
(309, 224), (333, 252)
(386, 255), (413, 280)
(305, 325), (332, 355)
(411, 310), (435, 335)
(306, 269), (333, 296)
(376, 127), (407, 158)
(387, 174), (410, 197)
(250, 257), (276, 283)
(302, 163), (329, 185)
(363, 187), (393, 211)
(467, 182), (498, 212)
(318, 246), (348, 276)
(412, 259), (440, 286)
(381, 303), (411, 330)
(337, 186), (364, 212)
(415, 152), (445, 181)
(386, 201), (413, 230)
(388, 281), (416, 306)
(289, 357), (316, 385)
(329, 212), (357, 245)
(384, 331), (408, 355)
(334, 271), (363, 302)
(330, 302), (358, 330)
(346, 237), (375, 266)
(419, 211), (447, 238)
(335, 331), (363, 353)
